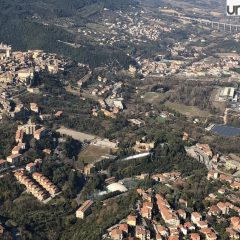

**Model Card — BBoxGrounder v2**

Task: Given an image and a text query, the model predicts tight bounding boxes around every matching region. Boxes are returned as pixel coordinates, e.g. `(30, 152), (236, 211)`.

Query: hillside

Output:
(0, 0), (138, 67)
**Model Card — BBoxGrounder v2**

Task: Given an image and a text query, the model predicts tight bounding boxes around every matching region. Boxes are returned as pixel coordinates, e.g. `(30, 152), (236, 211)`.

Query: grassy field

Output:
(78, 145), (111, 164)
(165, 101), (211, 118)
(143, 92), (167, 104)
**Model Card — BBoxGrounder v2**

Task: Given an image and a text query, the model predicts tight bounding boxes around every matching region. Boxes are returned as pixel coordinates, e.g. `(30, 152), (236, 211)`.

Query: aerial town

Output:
(0, 0), (240, 240)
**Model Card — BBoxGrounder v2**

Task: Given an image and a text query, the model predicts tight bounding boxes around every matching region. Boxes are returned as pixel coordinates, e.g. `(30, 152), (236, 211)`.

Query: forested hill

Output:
(0, 0), (138, 67)
(0, 0), (138, 18)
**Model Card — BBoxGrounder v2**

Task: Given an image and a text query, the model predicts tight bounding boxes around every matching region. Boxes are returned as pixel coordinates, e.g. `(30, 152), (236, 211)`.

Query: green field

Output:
(165, 101), (211, 118)
(143, 92), (167, 104)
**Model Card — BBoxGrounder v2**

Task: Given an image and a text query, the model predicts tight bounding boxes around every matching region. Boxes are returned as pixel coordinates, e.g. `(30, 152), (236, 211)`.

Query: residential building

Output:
(189, 233), (200, 240)
(32, 172), (59, 195)
(135, 226), (150, 240)
(26, 162), (37, 173)
(191, 212), (202, 224)
(127, 215), (137, 226)
(110, 228), (123, 240)
(76, 200), (93, 219)
(15, 129), (24, 143)
(34, 127), (47, 140)
(7, 154), (22, 164)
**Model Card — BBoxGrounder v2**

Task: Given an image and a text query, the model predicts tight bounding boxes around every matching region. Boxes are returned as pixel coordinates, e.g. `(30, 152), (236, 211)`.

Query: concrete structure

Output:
(107, 182), (128, 193)
(219, 87), (236, 101)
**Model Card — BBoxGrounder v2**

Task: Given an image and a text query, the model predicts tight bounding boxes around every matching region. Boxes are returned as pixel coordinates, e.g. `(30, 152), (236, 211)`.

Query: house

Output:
(127, 215), (137, 226)
(17, 68), (34, 82)
(55, 111), (63, 118)
(184, 222), (195, 231)
(195, 143), (213, 158)
(76, 200), (93, 219)
(156, 225), (168, 238)
(141, 206), (152, 219)
(182, 132), (189, 141)
(26, 162), (37, 173)
(7, 154), (22, 164)
(179, 225), (187, 235)
(34, 127), (47, 140)
(111, 228), (123, 240)
(219, 174), (233, 183)
(133, 141), (155, 153)
(84, 164), (96, 175)
(217, 188), (225, 194)
(217, 202), (230, 215)
(40, 114), (52, 121)
(30, 103), (39, 113)
(226, 227), (239, 239)
(135, 226), (150, 240)
(176, 209), (186, 220)
(156, 194), (180, 226)
(200, 228), (217, 240)
(208, 205), (221, 216)
(16, 129), (24, 143)
(43, 149), (51, 155)
(156, 234), (163, 240)
(230, 216), (240, 232)
(12, 145), (22, 155)
(191, 212), (202, 224)
(189, 233), (200, 240)
(18, 142), (26, 150)
(0, 159), (8, 171)
(196, 221), (208, 229)
(230, 181), (240, 190)
(119, 223), (128, 236)
(207, 171), (219, 180)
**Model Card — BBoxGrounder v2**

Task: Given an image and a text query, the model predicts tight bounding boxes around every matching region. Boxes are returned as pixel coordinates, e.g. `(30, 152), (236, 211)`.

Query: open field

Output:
(78, 145), (111, 164)
(56, 127), (97, 142)
(143, 92), (167, 104)
(165, 101), (211, 118)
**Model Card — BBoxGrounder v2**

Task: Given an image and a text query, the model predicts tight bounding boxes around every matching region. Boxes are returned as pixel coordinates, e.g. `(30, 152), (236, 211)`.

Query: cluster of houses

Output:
(32, 172), (59, 195)
(103, 165), (240, 240)
(107, 184), (240, 240)
(132, 140), (155, 153)
(5, 120), (49, 166)
(14, 171), (59, 201)
(91, 80), (124, 119)
(186, 140), (240, 176)
(180, 53), (240, 78)
(0, 115), (53, 178)
(0, 44), (67, 85)
(14, 171), (48, 201)
(207, 170), (240, 191)
(138, 59), (184, 77)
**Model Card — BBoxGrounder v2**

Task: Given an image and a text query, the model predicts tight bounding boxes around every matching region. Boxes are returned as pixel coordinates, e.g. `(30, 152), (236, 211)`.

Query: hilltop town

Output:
(0, 0), (240, 240)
